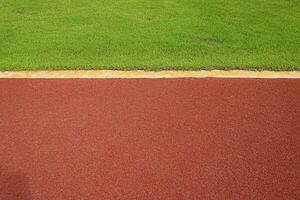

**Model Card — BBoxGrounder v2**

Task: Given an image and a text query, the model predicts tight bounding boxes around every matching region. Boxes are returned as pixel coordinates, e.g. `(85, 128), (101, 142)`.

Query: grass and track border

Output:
(0, 70), (300, 79)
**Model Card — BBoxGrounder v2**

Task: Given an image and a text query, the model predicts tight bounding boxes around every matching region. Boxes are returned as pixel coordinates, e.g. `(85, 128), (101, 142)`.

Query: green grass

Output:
(0, 0), (299, 71)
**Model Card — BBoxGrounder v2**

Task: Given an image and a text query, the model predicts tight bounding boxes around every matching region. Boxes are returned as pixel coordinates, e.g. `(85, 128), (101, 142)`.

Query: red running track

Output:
(0, 78), (300, 199)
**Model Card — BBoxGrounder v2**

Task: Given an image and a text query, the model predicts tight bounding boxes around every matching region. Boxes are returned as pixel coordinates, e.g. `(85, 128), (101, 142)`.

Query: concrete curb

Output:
(0, 70), (300, 79)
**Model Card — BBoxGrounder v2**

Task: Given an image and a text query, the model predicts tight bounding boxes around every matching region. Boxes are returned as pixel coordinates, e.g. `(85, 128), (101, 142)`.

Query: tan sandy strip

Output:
(0, 70), (300, 79)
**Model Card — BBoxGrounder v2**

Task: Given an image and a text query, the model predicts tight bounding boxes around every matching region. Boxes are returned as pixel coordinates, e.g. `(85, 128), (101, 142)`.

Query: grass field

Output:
(0, 0), (299, 71)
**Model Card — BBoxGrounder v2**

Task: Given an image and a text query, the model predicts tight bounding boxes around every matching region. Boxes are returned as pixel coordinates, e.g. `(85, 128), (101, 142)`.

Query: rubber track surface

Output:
(0, 78), (299, 199)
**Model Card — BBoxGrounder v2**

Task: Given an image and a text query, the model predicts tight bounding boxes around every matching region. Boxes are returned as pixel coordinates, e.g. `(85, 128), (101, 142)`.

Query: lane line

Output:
(0, 70), (300, 79)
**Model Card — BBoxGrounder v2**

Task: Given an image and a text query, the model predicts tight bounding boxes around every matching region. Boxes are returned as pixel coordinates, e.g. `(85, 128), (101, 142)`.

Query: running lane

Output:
(0, 78), (299, 199)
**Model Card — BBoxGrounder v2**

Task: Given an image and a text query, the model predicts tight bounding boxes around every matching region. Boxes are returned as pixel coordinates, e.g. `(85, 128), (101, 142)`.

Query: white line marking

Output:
(0, 70), (300, 79)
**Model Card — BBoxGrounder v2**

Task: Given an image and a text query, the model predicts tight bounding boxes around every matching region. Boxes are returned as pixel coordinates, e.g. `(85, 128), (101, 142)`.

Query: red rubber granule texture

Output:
(0, 78), (299, 199)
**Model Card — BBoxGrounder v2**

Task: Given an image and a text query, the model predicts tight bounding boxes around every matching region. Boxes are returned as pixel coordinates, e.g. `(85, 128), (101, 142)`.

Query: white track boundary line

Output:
(0, 70), (300, 79)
